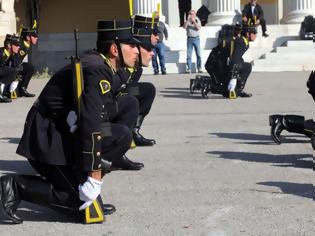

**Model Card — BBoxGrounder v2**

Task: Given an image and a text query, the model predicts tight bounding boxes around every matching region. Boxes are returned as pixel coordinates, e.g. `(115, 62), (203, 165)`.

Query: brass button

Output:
(96, 152), (101, 156)
(97, 135), (102, 140)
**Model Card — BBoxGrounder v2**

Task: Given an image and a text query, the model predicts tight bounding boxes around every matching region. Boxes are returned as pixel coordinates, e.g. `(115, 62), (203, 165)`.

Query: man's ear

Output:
(110, 43), (119, 57)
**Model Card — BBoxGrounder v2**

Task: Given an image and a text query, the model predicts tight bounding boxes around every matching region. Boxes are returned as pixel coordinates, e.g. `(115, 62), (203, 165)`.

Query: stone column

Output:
(133, 0), (162, 16)
(0, 0), (16, 36)
(282, 0), (315, 24)
(207, 0), (241, 25)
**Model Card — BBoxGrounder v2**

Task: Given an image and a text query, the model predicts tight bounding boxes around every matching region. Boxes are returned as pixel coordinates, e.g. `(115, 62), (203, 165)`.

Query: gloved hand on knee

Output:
(228, 78), (237, 91)
(9, 80), (19, 93)
(78, 176), (103, 210)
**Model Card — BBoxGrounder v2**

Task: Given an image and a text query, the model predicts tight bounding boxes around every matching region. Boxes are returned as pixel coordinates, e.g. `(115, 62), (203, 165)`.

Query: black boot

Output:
(0, 175), (23, 224)
(0, 83), (12, 103)
(0, 174), (83, 224)
(269, 115), (284, 144)
(111, 155), (144, 171)
(269, 115), (313, 144)
(133, 115), (156, 146)
(0, 95), (12, 103)
(19, 87), (35, 97)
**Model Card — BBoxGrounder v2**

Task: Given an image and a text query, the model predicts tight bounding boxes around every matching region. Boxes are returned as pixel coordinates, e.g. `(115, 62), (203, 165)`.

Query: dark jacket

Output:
(0, 47), (11, 67)
(178, 0), (191, 11)
(16, 50), (115, 173)
(242, 3), (264, 21)
(156, 21), (168, 42)
(229, 36), (250, 69)
(12, 40), (32, 67)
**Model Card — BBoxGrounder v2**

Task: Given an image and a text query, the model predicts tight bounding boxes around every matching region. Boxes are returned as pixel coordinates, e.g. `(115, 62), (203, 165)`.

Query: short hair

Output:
(96, 40), (115, 55)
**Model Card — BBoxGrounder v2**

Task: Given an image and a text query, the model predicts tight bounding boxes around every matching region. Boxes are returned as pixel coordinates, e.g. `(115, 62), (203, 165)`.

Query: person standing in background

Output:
(152, 12), (168, 75)
(183, 10), (202, 74)
(178, 0), (191, 27)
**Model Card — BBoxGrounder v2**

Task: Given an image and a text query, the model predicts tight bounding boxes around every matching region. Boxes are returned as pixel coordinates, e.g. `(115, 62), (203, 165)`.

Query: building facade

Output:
(0, 0), (313, 72)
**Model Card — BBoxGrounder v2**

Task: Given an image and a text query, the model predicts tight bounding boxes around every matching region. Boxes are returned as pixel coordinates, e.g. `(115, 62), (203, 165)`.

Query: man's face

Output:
(11, 44), (20, 54)
(249, 32), (257, 41)
(151, 34), (159, 45)
(30, 35), (38, 45)
(140, 46), (154, 67)
(189, 10), (196, 19)
(251, 0), (257, 5)
(120, 43), (139, 68)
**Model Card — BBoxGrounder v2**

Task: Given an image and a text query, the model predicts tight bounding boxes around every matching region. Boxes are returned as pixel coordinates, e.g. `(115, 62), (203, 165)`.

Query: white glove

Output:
(78, 177), (102, 210)
(9, 80), (19, 93)
(228, 78), (237, 91)
(66, 111), (78, 133)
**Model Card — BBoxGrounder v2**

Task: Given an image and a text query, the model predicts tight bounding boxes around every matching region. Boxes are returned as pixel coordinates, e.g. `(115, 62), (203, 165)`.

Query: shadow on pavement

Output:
(207, 151), (313, 169)
(210, 132), (309, 145)
(256, 181), (314, 200)
(0, 160), (35, 174)
(0, 137), (21, 144)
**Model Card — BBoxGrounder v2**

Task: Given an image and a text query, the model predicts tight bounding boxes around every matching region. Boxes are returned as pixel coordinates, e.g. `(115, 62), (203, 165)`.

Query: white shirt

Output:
(251, 4), (256, 16)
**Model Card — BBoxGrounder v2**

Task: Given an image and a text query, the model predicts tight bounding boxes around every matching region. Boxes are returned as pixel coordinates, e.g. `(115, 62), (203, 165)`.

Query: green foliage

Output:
(32, 67), (52, 80)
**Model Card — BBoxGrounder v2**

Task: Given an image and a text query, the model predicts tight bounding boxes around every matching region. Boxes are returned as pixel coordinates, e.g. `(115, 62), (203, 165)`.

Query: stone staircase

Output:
(253, 40), (315, 72)
(143, 24), (315, 74)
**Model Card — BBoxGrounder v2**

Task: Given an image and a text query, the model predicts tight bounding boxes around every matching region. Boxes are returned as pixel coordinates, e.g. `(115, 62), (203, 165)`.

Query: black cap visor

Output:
(119, 37), (141, 45)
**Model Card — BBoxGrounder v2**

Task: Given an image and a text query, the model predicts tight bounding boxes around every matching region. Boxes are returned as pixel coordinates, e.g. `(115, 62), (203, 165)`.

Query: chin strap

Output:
(136, 45), (143, 67)
(115, 41), (126, 68)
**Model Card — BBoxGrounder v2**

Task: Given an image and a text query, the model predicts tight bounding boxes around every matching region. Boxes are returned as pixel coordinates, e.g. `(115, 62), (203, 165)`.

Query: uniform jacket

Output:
(0, 47), (11, 67)
(242, 3), (264, 21)
(12, 40), (32, 67)
(229, 36), (250, 69)
(16, 50), (115, 173)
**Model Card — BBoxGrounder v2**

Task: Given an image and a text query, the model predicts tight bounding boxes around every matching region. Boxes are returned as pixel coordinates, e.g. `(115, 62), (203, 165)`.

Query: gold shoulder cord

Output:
(100, 53), (116, 74)
(3, 49), (10, 58)
(242, 36), (249, 46)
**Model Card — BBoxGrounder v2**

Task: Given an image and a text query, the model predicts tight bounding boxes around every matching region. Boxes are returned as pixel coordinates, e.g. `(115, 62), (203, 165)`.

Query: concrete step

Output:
(262, 52), (315, 60)
(286, 40), (315, 47)
(163, 50), (211, 63)
(253, 63), (314, 72)
(276, 46), (315, 53)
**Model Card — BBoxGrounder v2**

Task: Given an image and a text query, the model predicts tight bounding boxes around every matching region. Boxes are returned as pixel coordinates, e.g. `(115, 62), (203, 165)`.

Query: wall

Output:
(15, 0), (131, 33)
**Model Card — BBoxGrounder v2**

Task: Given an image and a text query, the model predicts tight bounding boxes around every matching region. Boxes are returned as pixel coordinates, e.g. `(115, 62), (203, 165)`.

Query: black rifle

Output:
(69, 29), (105, 224)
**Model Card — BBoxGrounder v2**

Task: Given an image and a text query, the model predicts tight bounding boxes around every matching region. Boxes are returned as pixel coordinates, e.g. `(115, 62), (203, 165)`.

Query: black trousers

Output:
(19, 62), (35, 89)
(179, 8), (190, 27)
(259, 18), (267, 34)
(110, 95), (139, 129)
(133, 82), (156, 117)
(236, 62), (252, 94)
(0, 160), (83, 221)
(28, 159), (82, 209)
(101, 123), (132, 163)
(0, 66), (16, 94)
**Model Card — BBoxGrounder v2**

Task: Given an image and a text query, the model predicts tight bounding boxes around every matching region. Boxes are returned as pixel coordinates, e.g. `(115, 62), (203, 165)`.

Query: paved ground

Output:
(0, 71), (314, 236)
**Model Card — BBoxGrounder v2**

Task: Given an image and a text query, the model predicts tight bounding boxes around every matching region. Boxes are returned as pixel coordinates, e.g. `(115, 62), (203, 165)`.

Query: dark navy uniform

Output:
(0, 20), (141, 224)
(0, 34), (20, 102)
(228, 35), (252, 96)
(0, 47), (17, 94)
(117, 24), (157, 146)
(13, 40), (36, 97)
(242, 2), (268, 36)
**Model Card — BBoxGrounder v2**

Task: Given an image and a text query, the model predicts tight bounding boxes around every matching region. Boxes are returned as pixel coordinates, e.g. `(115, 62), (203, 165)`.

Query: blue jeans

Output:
(152, 42), (166, 73)
(186, 36), (202, 70)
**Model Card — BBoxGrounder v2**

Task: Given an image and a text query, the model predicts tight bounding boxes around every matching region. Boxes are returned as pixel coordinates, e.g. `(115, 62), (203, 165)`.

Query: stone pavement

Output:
(0, 71), (314, 236)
